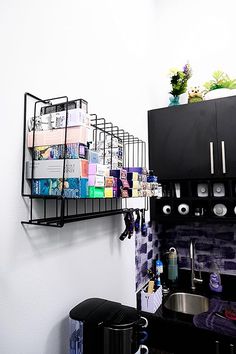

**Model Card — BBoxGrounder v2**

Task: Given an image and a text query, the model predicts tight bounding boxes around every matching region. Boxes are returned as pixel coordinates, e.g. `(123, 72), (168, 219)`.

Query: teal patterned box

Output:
(32, 178), (88, 198)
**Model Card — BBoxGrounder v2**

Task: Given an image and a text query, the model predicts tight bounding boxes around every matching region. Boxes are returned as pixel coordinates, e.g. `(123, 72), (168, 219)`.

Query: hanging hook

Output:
(134, 209), (140, 232)
(128, 210), (134, 239)
(119, 211), (129, 241)
(141, 209), (147, 236)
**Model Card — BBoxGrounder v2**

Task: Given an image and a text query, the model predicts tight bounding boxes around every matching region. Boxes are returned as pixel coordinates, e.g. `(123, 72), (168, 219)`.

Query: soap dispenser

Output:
(209, 261), (223, 293)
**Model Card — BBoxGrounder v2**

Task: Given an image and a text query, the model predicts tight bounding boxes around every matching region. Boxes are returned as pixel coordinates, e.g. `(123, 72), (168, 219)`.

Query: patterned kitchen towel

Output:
(193, 298), (236, 337)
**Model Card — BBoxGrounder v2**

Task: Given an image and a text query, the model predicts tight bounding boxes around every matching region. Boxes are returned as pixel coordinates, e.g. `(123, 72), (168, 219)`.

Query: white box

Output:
(141, 285), (162, 313)
(28, 108), (90, 131)
(88, 174), (105, 187)
(88, 163), (107, 176)
(26, 159), (81, 179)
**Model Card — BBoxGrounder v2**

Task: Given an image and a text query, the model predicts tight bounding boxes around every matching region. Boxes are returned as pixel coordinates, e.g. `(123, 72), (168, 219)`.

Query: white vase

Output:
(204, 88), (236, 100)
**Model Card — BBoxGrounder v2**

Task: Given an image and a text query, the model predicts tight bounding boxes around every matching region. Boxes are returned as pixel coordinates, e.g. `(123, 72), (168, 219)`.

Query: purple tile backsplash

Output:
(156, 223), (236, 275)
(135, 224), (158, 291)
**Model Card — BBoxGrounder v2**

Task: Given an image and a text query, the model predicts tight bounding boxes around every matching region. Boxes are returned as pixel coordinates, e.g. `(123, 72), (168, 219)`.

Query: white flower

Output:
(168, 67), (178, 77)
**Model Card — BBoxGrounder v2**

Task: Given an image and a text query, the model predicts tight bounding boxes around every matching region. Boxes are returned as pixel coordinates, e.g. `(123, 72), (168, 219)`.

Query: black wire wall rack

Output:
(21, 92), (149, 227)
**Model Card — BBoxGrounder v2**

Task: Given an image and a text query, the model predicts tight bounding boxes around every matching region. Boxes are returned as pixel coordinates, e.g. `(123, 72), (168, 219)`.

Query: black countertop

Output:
(139, 270), (236, 354)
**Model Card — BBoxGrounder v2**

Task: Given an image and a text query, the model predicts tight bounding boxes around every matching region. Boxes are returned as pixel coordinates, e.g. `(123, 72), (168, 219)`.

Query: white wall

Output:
(0, 1), (158, 354)
(153, 0), (236, 108)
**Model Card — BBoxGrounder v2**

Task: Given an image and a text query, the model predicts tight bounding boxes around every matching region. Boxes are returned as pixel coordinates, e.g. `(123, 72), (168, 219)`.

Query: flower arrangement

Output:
(169, 63), (192, 97)
(203, 70), (236, 93)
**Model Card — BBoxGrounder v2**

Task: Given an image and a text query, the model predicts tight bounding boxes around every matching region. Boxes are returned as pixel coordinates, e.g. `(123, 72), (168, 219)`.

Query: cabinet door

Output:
(148, 101), (218, 179)
(216, 96), (236, 177)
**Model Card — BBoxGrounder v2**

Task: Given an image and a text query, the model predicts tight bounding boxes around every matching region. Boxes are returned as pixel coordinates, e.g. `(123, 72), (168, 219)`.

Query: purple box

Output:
(110, 169), (127, 179)
(118, 179), (130, 189)
(88, 163), (107, 176)
(124, 167), (143, 174)
(113, 189), (118, 198)
(113, 177), (117, 188)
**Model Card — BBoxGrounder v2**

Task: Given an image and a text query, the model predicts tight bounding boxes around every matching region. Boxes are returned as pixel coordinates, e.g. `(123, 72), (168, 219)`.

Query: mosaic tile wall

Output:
(135, 223), (158, 291)
(156, 223), (236, 275)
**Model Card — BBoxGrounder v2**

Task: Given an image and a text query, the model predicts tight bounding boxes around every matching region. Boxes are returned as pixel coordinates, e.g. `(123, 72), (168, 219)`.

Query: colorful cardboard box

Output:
(32, 178), (88, 198)
(28, 108), (90, 131)
(128, 180), (140, 189)
(40, 99), (88, 115)
(110, 169), (127, 179)
(105, 177), (114, 187)
(88, 150), (100, 164)
(105, 187), (113, 198)
(88, 186), (104, 198)
(128, 189), (139, 198)
(28, 126), (88, 147)
(33, 143), (87, 160)
(127, 172), (139, 181)
(124, 167), (143, 174)
(26, 159), (81, 179)
(80, 160), (88, 178)
(88, 163), (107, 176)
(117, 179), (130, 189)
(88, 175), (104, 187)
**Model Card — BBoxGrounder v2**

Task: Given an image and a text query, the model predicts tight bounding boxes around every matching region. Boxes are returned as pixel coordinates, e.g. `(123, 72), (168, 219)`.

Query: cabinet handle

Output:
(230, 344), (234, 354)
(221, 141), (227, 174)
(210, 142), (214, 174)
(215, 340), (220, 354)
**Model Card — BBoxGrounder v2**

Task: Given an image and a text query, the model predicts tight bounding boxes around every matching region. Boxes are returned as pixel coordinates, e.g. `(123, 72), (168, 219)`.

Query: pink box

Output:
(80, 160), (88, 178)
(88, 175), (104, 187)
(28, 126), (87, 147)
(88, 163), (107, 176)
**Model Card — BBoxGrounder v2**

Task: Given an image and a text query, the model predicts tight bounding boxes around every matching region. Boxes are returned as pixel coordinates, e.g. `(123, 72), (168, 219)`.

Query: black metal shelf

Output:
(21, 93), (150, 227)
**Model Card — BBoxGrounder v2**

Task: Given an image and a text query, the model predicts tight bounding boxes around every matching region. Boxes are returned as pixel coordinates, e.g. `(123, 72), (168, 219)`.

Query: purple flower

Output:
(183, 63), (192, 80)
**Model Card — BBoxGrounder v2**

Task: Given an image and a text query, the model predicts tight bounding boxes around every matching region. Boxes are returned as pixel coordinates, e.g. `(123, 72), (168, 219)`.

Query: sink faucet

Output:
(190, 239), (203, 290)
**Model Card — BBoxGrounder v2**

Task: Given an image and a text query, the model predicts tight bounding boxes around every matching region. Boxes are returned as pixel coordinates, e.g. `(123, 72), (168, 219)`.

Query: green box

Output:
(88, 186), (104, 198)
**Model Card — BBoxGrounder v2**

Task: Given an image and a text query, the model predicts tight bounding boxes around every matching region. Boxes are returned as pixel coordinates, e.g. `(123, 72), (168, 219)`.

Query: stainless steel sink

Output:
(164, 292), (209, 315)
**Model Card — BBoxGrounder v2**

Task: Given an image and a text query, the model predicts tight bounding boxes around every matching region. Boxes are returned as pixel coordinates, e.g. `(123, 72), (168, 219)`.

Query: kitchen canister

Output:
(168, 247), (178, 283)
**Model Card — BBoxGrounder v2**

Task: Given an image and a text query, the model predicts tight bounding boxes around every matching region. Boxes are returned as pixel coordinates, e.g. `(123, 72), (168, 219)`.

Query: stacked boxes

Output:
(88, 163), (107, 198)
(104, 176), (117, 198)
(27, 101), (89, 198)
(110, 169), (129, 198)
(26, 98), (158, 200)
(127, 172), (140, 198)
(92, 136), (123, 169)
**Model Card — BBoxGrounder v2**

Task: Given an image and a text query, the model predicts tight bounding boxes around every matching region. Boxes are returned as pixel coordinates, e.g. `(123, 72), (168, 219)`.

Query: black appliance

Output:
(69, 297), (148, 354)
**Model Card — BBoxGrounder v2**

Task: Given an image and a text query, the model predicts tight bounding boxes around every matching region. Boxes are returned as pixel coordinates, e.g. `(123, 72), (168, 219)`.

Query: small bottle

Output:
(209, 262), (222, 293)
(156, 274), (161, 287)
(155, 258), (163, 287)
(156, 259), (163, 275)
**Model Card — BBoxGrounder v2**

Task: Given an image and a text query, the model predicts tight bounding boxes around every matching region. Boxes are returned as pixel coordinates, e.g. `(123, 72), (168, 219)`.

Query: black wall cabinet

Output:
(148, 96), (236, 180)
(216, 96), (236, 177)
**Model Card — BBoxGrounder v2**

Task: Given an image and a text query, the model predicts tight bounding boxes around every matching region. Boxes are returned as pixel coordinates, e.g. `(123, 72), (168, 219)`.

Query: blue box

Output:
(32, 178), (88, 198)
(33, 143), (87, 160)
